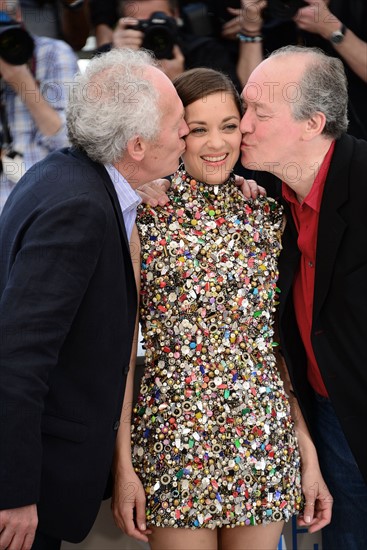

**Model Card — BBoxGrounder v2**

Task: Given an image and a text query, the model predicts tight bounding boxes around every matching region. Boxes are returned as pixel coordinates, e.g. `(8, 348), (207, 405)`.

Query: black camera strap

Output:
(0, 77), (23, 182)
(0, 75), (26, 162)
(0, 77), (13, 153)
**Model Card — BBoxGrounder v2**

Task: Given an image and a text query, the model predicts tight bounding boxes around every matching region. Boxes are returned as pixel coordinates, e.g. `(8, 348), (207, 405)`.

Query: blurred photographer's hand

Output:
(0, 57), (63, 136)
(158, 45), (185, 81)
(0, 58), (30, 92)
(113, 18), (144, 50)
(294, 0), (339, 39)
(223, 0), (267, 39)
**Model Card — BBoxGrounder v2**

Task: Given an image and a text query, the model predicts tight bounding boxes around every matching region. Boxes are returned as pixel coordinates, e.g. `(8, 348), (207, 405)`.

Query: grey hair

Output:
(66, 48), (161, 164)
(269, 45), (349, 139)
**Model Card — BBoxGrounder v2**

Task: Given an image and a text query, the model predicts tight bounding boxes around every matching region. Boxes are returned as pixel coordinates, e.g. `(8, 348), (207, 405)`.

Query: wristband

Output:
(237, 32), (263, 43)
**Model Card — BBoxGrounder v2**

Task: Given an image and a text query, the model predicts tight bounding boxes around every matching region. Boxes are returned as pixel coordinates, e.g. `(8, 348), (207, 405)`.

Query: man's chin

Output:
(241, 153), (257, 171)
(170, 159), (183, 175)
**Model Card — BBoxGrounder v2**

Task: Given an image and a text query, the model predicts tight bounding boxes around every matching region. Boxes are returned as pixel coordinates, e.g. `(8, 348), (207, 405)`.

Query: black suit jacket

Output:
(257, 134), (367, 483)
(0, 147), (137, 541)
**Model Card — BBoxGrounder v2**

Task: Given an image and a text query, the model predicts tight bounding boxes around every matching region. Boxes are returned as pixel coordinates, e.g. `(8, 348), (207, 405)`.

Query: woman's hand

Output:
(137, 178), (170, 207)
(112, 468), (152, 542)
(137, 176), (266, 204)
(298, 462), (333, 533)
(235, 175), (266, 198)
(276, 354), (333, 533)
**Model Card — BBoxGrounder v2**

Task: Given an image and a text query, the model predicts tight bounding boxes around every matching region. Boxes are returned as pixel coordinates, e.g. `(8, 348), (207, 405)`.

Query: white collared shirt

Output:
(104, 163), (141, 241)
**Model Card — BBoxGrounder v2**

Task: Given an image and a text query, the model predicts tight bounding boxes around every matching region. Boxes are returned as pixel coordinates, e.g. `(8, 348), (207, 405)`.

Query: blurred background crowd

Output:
(1, 0), (366, 211)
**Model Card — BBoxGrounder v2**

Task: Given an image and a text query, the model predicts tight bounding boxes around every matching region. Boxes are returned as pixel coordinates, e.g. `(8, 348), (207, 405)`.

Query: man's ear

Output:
(303, 111), (327, 140)
(127, 136), (146, 161)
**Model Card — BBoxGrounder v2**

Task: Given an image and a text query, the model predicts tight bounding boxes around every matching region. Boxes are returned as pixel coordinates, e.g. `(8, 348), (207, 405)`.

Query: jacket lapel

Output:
(278, 202), (300, 318)
(313, 135), (351, 321)
(90, 160), (130, 251)
(70, 147), (130, 251)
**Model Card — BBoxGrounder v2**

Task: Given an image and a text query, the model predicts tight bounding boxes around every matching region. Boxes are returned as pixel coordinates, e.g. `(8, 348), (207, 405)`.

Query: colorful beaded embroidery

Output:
(132, 169), (303, 529)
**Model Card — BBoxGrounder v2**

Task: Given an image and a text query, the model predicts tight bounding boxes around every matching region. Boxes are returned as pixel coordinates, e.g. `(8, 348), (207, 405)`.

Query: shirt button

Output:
(308, 261), (314, 268)
(113, 420), (120, 431)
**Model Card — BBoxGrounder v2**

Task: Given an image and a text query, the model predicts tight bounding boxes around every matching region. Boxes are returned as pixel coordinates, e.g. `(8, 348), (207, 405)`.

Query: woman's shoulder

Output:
(242, 195), (284, 230)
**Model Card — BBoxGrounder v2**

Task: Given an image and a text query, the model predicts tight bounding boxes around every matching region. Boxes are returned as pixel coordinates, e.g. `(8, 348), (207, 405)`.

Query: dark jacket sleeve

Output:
(0, 195), (107, 509)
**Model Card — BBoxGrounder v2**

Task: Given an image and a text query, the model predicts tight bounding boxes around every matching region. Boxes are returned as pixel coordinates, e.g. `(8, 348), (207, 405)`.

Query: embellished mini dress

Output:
(131, 170), (303, 529)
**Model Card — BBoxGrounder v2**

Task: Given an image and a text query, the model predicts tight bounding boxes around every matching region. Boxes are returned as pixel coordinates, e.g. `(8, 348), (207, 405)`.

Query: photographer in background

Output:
(0, 0), (78, 213)
(237, 0), (367, 140)
(20, 0), (90, 51)
(112, 0), (185, 81)
(90, 0), (262, 90)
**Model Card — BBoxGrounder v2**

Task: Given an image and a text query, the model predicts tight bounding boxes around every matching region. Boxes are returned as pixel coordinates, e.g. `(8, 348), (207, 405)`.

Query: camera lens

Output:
(0, 25), (34, 65)
(143, 27), (174, 59)
(138, 12), (176, 60)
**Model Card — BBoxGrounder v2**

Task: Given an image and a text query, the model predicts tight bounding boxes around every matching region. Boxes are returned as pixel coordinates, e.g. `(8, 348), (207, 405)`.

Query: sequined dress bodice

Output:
(132, 170), (303, 529)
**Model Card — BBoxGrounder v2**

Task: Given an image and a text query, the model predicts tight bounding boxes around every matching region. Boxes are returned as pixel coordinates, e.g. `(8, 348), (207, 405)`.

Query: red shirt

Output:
(282, 141), (335, 397)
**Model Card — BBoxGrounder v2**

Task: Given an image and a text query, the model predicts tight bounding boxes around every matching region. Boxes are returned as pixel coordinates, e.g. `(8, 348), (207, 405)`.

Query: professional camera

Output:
(128, 11), (177, 59)
(265, 0), (307, 20)
(0, 12), (34, 65)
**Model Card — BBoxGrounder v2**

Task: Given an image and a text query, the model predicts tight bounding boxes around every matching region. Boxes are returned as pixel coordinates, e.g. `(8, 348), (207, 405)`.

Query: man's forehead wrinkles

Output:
(243, 99), (270, 109)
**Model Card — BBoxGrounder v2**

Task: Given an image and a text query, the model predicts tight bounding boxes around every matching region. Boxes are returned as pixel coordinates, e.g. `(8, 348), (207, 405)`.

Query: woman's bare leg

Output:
(149, 526), (218, 550)
(220, 522), (284, 550)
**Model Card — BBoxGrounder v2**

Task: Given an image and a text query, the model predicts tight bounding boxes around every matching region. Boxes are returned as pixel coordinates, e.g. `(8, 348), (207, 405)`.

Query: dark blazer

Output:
(0, 147), (137, 542)
(258, 134), (367, 483)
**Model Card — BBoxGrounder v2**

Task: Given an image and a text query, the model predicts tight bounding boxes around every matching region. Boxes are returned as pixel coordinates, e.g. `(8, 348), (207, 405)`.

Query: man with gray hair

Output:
(0, 47), (188, 550)
(240, 45), (367, 548)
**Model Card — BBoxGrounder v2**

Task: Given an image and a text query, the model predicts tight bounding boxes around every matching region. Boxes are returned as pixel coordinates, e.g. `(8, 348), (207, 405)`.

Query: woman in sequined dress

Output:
(112, 68), (332, 549)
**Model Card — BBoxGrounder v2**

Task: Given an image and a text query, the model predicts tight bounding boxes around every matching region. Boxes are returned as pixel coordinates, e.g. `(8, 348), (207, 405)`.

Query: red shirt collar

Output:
(282, 140), (335, 212)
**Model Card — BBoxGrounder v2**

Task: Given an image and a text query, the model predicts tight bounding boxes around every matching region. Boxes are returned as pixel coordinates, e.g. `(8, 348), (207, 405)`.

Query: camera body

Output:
(0, 12), (34, 65)
(265, 0), (307, 20)
(128, 11), (178, 60)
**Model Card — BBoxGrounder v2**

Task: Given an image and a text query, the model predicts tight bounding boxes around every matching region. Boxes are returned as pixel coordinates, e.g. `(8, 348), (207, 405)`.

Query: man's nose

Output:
(179, 120), (189, 138)
(240, 110), (253, 134)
